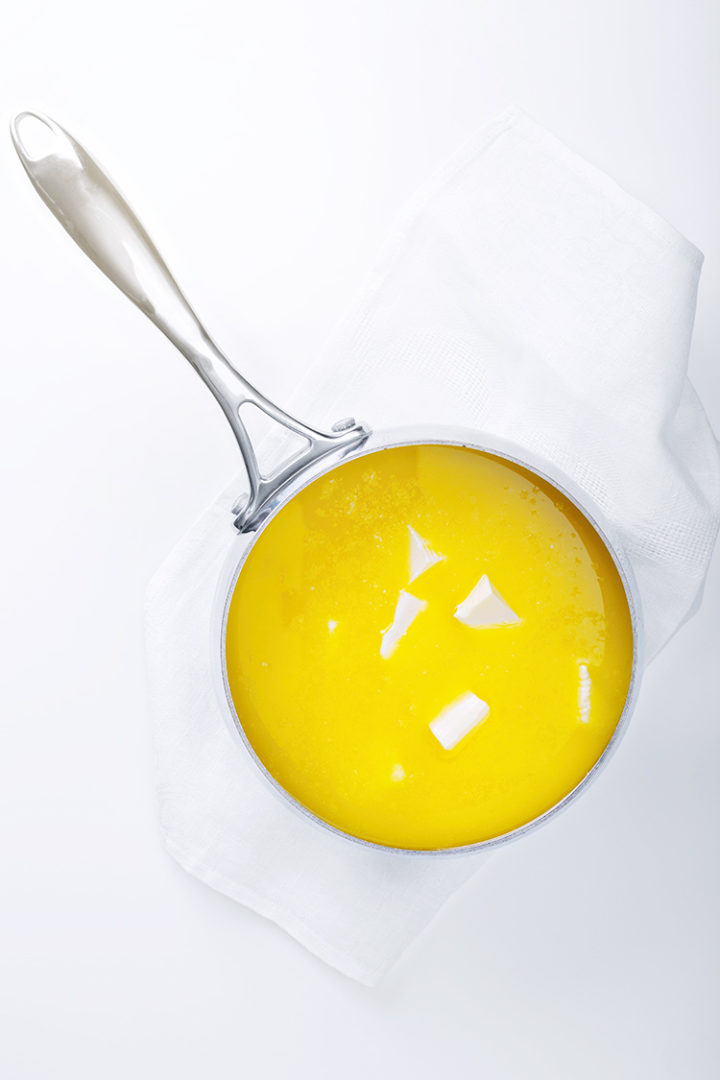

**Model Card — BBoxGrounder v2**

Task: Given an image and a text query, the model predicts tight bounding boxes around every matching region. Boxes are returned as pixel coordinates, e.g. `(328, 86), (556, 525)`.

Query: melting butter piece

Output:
(380, 590), (426, 659)
(429, 691), (490, 750)
(454, 574), (520, 628)
(578, 663), (592, 723)
(408, 525), (445, 583)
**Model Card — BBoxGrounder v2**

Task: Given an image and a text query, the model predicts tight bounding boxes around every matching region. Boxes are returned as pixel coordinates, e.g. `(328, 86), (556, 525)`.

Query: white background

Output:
(1, 2), (718, 1077)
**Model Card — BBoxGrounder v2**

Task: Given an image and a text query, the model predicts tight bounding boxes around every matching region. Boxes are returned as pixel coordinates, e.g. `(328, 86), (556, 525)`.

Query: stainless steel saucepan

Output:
(12, 111), (643, 855)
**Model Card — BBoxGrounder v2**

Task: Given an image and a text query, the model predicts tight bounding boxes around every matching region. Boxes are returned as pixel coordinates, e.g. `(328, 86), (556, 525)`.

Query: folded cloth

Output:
(145, 106), (720, 985)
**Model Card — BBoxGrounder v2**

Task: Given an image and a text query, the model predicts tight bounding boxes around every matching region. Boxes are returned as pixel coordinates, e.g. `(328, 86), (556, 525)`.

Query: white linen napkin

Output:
(145, 106), (720, 985)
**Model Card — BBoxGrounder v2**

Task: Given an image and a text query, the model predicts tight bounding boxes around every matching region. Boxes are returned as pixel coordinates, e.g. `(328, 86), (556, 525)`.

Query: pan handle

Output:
(11, 111), (369, 531)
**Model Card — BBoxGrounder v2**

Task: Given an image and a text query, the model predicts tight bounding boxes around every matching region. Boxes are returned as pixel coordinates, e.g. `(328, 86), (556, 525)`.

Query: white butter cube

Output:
(578, 663), (592, 723)
(429, 691), (490, 750)
(380, 590), (427, 659)
(454, 574), (520, 628)
(408, 525), (445, 583)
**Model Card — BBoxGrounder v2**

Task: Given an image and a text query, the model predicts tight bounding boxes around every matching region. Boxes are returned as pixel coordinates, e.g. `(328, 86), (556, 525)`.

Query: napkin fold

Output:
(145, 107), (720, 985)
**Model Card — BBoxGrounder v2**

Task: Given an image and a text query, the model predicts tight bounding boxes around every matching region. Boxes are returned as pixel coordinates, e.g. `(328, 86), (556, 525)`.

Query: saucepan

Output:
(11, 111), (643, 855)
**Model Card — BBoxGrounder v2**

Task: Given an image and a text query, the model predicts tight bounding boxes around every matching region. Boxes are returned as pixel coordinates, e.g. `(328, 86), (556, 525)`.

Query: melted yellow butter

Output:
(225, 445), (634, 849)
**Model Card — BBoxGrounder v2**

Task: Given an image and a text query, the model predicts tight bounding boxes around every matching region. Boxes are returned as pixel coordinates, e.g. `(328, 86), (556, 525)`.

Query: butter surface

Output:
(225, 445), (633, 850)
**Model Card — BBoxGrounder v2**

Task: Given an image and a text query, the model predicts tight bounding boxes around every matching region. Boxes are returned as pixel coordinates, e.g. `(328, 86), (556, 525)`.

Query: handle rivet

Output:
(332, 417), (356, 432)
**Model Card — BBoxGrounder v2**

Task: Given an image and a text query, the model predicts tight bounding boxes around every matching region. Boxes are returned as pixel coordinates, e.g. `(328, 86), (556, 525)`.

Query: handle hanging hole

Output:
(238, 401), (310, 481)
(11, 112), (60, 162)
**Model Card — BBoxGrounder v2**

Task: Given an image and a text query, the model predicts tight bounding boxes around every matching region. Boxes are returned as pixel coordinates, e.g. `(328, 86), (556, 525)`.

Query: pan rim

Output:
(213, 425), (644, 856)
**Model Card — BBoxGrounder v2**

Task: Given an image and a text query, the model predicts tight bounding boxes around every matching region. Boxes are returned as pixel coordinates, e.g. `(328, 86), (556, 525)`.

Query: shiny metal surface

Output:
(14, 112), (643, 855)
(10, 111), (369, 531)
